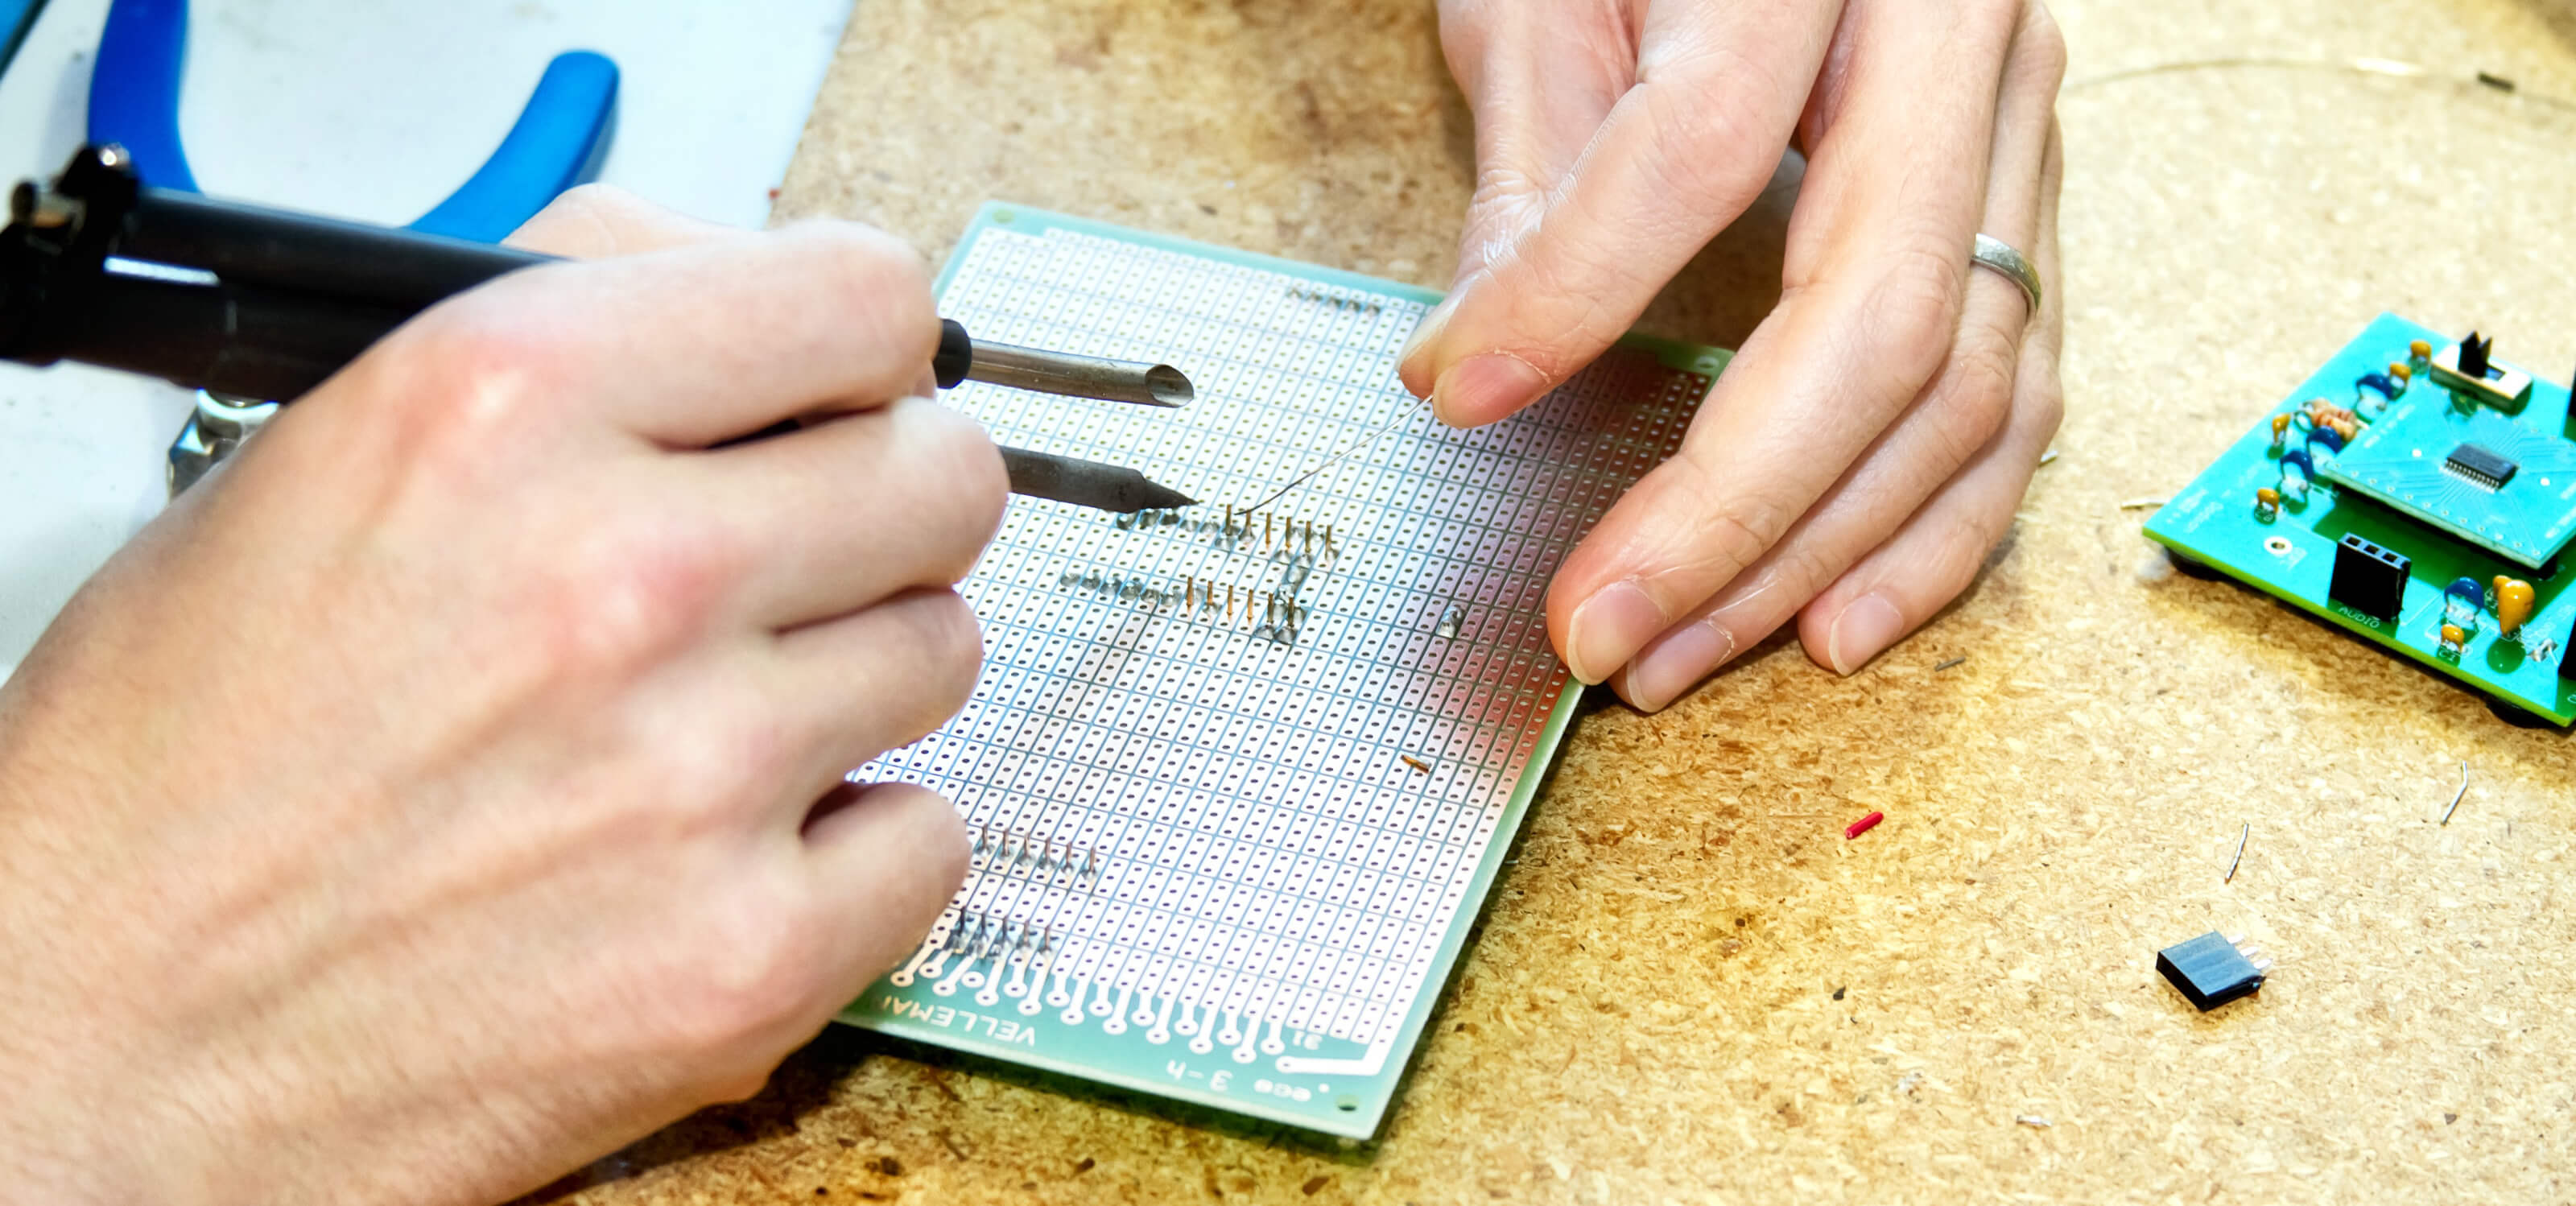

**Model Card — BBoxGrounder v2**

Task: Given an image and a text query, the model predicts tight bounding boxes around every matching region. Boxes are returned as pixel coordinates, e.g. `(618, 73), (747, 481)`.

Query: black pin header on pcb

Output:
(2328, 533), (2410, 624)
(2157, 931), (2270, 1012)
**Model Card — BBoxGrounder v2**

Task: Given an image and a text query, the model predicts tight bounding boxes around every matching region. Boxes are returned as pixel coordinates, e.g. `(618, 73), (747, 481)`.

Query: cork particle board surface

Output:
(529, 1), (2576, 1202)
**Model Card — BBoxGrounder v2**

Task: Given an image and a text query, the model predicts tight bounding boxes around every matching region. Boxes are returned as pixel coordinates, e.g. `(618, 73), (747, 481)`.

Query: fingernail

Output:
(1625, 620), (1736, 712)
(1565, 580), (1666, 685)
(1826, 593), (1905, 676)
(1430, 353), (1547, 428)
(1397, 295), (1459, 378)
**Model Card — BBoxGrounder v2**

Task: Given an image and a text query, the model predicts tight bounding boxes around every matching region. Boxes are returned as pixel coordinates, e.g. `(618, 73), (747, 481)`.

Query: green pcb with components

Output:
(2146, 313), (2576, 724)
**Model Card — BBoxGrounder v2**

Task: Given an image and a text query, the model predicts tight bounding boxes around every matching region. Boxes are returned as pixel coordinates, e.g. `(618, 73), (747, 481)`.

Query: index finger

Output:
(502, 183), (741, 260)
(390, 219), (937, 449)
(1398, 1), (1844, 426)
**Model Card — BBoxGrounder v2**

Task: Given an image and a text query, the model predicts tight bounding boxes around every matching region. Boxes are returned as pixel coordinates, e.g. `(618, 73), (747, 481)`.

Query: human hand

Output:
(0, 188), (1001, 1206)
(1405, 0), (2066, 709)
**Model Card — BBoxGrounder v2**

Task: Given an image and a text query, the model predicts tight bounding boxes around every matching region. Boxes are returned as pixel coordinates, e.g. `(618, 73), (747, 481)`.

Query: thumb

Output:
(1399, 2), (1633, 394)
(1426, 2), (1634, 286)
(1401, 5), (1843, 428)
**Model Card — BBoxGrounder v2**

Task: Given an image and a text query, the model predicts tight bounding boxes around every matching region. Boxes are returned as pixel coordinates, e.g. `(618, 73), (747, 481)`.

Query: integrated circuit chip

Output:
(2318, 388), (2576, 568)
(2443, 441), (2518, 490)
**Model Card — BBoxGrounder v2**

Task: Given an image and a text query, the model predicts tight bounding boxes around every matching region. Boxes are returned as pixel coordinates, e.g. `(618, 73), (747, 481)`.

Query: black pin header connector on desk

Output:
(0, 144), (1195, 514)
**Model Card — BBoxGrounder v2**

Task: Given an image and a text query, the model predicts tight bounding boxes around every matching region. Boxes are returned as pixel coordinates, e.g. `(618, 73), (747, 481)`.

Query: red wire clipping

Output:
(1844, 811), (1885, 840)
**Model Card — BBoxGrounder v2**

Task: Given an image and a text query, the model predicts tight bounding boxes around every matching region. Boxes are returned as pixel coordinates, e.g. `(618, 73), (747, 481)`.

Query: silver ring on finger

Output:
(1970, 233), (2041, 322)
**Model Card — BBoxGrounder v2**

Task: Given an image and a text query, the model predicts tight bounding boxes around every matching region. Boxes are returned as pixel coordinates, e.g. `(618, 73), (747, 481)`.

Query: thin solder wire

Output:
(2225, 822), (2248, 883)
(2440, 761), (2469, 825)
(1245, 407), (1419, 511)
(2070, 55), (2576, 117)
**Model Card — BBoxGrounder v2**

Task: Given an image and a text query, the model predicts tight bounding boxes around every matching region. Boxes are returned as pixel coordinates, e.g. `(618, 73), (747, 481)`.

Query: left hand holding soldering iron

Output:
(1404, 0), (2066, 710)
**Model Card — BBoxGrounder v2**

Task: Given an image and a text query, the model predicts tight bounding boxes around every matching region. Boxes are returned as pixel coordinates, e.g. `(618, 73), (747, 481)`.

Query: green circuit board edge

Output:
(832, 202), (1728, 1138)
(2145, 313), (2576, 725)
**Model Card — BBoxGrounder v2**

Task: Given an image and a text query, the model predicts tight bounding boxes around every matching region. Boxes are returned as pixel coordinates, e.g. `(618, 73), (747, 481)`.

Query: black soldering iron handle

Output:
(935, 318), (972, 389)
(113, 187), (555, 311)
(46, 267), (411, 403)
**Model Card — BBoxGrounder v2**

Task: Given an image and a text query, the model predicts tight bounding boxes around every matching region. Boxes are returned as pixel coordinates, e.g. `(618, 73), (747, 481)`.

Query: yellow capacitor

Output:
(2409, 339), (2433, 361)
(2270, 414), (2293, 445)
(2493, 576), (2535, 636)
(2256, 486), (2280, 509)
(2389, 362), (2412, 382)
(2441, 623), (2467, 651)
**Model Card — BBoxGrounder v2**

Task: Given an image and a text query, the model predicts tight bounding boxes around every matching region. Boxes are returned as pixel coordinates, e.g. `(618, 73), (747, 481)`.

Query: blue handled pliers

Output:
(86, 0), (617, 242)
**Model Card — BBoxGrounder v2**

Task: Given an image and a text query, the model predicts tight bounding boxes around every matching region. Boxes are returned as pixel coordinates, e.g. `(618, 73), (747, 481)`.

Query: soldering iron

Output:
(0, 145), (1196, 513)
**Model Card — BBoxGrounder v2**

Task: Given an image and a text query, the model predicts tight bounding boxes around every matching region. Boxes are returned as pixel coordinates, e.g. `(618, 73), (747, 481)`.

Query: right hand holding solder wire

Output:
(1403, 0), (2068, 711)
(0, 188), (1001, 1206)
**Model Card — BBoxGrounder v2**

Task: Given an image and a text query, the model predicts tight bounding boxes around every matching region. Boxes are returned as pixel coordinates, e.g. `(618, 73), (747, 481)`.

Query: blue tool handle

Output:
(87, 0), (196, 191)
(86, 0), (616, 241)
(410, 50), (617, 242)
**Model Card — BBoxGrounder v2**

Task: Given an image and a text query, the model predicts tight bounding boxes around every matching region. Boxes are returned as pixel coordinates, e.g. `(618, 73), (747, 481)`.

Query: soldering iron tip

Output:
(1134, 479), (1197, 510)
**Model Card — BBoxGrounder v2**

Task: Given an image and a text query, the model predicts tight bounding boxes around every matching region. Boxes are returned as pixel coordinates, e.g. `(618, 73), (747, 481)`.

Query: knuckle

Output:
(905, 590), (987, 717)
(700, 1065), (776, 1106)
(1495, 246), (1633, 377)
(538, 182), (638, 229)
(2018, 3), (2070, 92)
(652, 713), (792, 821)
(550, 181), (639, 214)
(1865, 246), (1969, 388)
(857, 784), (973, 899)
(1755, 542), (1840, 612)
(925, 403), (1009, 515)
(893, 401), (1009, 558)
(535, 518), (740, 677)
(2026, 378), (2067, 439)
(676, 895), (830, 1051)
(858, 592), (985, 753)
(923, 799), (972, 890)
(1930, 337), (2019, 469)
(795, 223), (935, 344)
(1633, 59), (1779, 213)
(1436, 0), (1492, 61)
(1699, 506), (1783, 582)
(1664, 457), (1797, 584)
(395, 304), (579, 440)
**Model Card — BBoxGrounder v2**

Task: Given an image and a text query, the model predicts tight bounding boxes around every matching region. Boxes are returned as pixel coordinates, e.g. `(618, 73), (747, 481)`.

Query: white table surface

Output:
(0, 0), (855, 678)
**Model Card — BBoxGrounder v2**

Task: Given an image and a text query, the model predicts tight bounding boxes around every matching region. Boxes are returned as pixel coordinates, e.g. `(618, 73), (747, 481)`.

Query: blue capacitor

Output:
(2279, 448), (2314, 500)
(2444, 576), (2484, 626)
(2307, 425), (2347, 454)
(2356, 371), (2400, 400)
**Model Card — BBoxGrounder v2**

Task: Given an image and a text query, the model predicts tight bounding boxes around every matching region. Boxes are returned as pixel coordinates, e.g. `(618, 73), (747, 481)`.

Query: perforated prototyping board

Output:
(2145, 313), (2576, 724)
(836, 204), (1724, 1137)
